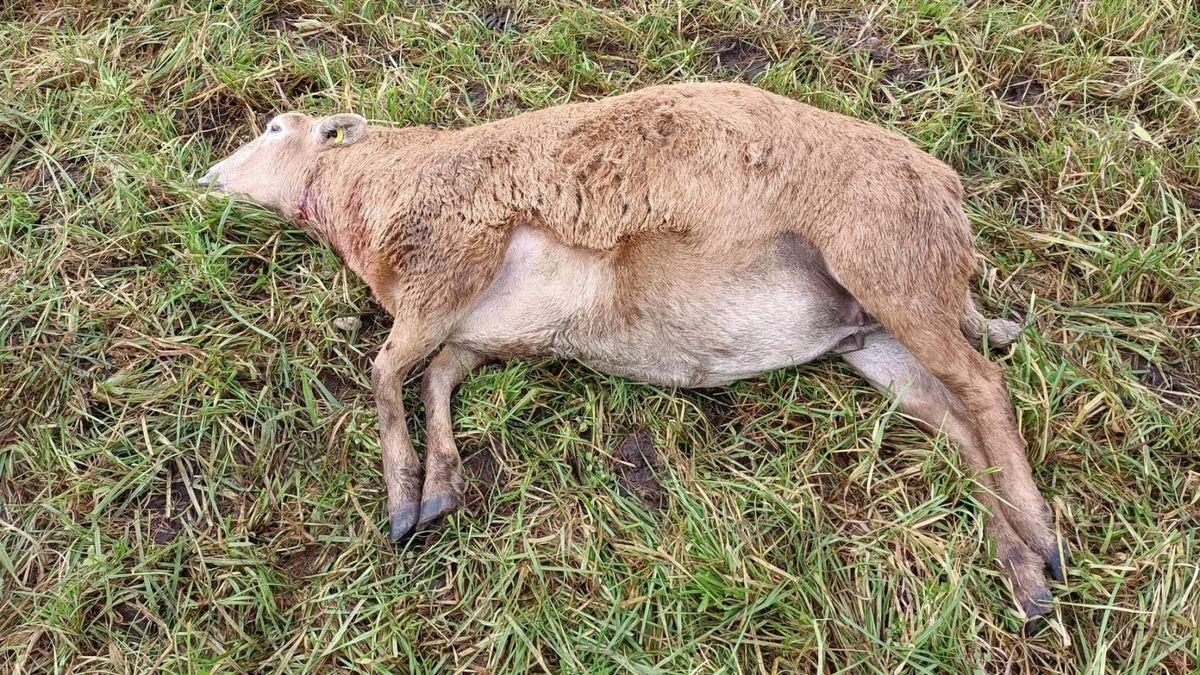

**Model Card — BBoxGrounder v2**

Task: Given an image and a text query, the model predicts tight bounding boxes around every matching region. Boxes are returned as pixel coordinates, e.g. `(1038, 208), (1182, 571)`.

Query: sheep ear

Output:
(315, 114), (367, 148)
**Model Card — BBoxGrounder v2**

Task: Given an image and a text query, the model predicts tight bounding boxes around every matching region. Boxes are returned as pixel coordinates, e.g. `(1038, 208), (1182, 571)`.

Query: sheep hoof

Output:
(389, 504), (419, 542)
(1045, 539), (1070, 583)
(1019, 588), (1054, 629)
(417, 493), (460, 530)
(987, 319), (1023, 348)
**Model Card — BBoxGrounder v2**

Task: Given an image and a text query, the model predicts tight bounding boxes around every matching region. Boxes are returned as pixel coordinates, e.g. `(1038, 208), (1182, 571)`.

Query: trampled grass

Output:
(1, 0), (1198, 672)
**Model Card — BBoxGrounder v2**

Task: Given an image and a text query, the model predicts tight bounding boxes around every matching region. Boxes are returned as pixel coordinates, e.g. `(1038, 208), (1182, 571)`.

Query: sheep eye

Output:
(269, 123), (282, 133)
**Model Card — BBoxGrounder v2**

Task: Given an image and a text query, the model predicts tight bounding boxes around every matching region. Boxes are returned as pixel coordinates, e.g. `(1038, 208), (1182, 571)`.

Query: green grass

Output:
(2, 0), (1198, 672)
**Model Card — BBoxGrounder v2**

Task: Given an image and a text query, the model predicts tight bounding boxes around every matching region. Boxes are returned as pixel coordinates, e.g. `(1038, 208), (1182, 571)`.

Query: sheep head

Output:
(198, 112), (366, 217)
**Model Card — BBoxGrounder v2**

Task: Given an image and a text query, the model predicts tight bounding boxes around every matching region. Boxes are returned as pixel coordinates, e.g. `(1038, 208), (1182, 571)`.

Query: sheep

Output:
(198, 82), (1065, 620)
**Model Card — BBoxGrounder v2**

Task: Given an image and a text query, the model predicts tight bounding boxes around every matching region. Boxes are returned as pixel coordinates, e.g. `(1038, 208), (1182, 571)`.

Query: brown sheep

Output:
(198, 82), (1065, 620)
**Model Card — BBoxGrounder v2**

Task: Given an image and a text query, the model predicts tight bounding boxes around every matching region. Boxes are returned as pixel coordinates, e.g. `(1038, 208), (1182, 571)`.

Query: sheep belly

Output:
(450, 227), (864, 389)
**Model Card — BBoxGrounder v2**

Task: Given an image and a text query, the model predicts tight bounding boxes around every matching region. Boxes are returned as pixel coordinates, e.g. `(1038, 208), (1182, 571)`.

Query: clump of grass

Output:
(2, 0), (1198, 672)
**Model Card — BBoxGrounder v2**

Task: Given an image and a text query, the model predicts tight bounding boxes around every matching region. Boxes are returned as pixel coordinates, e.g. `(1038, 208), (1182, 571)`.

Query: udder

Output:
(450, 228), (870, 388)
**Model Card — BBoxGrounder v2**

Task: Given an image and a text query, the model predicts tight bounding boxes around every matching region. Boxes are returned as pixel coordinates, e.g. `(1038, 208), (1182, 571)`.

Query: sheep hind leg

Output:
(815, 205), (1065, 606)
(864, 293), (1065, 577)
(842, 331), (1053, 618)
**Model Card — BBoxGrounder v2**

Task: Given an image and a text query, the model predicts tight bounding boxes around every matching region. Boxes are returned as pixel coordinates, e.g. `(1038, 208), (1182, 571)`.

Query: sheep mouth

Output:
(196, 169), (225, 191)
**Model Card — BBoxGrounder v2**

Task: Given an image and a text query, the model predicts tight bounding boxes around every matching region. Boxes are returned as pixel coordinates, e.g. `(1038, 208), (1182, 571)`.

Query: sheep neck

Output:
(295, 181), (372, 282)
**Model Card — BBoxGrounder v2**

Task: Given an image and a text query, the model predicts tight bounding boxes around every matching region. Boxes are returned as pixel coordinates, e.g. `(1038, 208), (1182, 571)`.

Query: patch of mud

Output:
(813, 17), (891, 63)
(183, 90), (248, 144)
(145, 479), (194, 545)
(599, 57), (638, 78)
(82, 599), (154, 641)
(611, 431), (666, 509)
(999, 73), (1047, 105)
(538, 645), (562, 672)
(465, 81), (491, 109)
(280, 73), (324, 103)
(882, 62), (931, 87)
(458, 81), (526, 120)
(572, 30), (638, 79)
(1165, 169), (1200, 209)
(703, 37), (771, 79)
(479, 8), (520, 34)
(462, 446), (506, 510)
(263, 5), (304, 32)
(1126, 352), (1197, 404)
(676, 389), (739, 434)
(265, 8), (343, 57)
(19, 156), (88, 193)
(112, 601), (153, 637)
(0, 125), (17, 162)
(316, 369), (358, 404)
(1182, 185), (1200, 210)
(277, 544), (322, 580)
(810, 15), (929, 88)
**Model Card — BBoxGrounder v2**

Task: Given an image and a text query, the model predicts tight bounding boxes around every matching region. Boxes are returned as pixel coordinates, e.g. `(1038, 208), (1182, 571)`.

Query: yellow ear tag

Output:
(333, 127), (345, 145)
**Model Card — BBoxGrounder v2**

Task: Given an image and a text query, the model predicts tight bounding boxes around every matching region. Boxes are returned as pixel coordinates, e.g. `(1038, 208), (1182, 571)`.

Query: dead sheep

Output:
(198, 82), (1065, 620)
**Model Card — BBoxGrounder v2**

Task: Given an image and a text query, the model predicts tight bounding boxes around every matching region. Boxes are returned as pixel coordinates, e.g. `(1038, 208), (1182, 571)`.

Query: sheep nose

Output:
(197, 168), (217, 187)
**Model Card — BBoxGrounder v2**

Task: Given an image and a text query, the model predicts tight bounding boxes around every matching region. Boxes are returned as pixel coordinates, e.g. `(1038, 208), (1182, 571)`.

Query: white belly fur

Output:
(451, 227), (861, 388)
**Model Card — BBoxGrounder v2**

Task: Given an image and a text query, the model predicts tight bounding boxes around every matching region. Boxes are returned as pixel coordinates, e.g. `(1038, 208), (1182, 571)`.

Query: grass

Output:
(1, 0), (1198, 672)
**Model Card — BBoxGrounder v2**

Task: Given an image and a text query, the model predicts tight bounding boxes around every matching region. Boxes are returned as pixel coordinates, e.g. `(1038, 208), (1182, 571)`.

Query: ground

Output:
(1, 0), (1198, 672)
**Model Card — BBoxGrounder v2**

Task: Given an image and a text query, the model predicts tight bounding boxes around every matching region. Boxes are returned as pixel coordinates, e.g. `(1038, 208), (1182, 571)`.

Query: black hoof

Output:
(389, 504), (419, 542)
(1021, 615), (1048, 638)
(417, 493), (460, 529)
(1020, 589), (1053, 623)
(1045, 540), (1070, 583)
